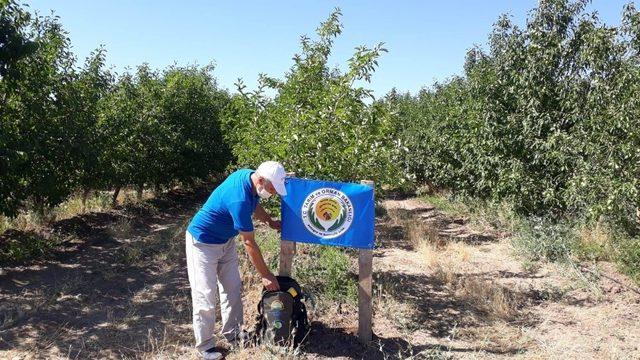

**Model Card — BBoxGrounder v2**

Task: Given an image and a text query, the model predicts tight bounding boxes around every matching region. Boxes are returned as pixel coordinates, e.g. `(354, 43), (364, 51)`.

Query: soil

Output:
(1, 190), (639, 359)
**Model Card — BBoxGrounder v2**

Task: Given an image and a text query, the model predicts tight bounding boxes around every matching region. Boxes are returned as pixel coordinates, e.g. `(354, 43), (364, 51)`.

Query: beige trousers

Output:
(185, 231), (243, 352)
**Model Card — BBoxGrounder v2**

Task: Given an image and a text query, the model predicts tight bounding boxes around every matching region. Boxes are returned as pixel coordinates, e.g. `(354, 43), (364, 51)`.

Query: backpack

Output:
(255, 276), (309, 347)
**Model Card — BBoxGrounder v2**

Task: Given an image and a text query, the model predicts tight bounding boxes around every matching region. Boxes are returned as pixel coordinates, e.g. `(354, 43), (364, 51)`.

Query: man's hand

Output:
(262, 272), (280, 291)
(268, 219), (282, 232)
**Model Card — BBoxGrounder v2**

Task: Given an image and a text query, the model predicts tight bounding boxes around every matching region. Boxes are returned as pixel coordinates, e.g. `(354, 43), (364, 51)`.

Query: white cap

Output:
(255, 161), (287, 196)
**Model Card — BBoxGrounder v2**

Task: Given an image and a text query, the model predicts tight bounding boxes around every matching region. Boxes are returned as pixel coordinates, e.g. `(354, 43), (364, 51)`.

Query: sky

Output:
(28, 0), (636, 98)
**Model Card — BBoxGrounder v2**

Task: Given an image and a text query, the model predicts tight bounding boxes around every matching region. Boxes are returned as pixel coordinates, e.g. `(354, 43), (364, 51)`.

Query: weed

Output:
(512, 218), (578, 262)
(255, 229), (281, 272)
(535, 282), (567, 302)
(0, 215), (8, 234)
(0, 232), (63, 264)
(574, 221), (613, 261)
(119, 244), (144, 265)
(0, 304), (25, 330)
(614, 236), (640, 283)
(374, 281), (421, 332)
(295, 244), (357, 305)
(54, 191), (112, 220)
(0, 212), (39, 234)
(521, 259), (540, 273)
(422, 193), (640, 285)
(109, 217), (135, 239)
(421, 193), (468, 217)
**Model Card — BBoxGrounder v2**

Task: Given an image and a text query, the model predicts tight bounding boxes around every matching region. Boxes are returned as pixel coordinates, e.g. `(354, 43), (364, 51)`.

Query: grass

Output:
(379, 208), (539, 358)
(5, 184), (635, 358)
(0, 188), (154, 236)
(116, 220), (185, 266)
(453, 276), (523, 321)
(0, 212), (41, 234)
(512, 218), (578, 262)
(616, 237), (640, 283)
(294, 244), (358, 305)
(420, 192), (640, 285)
(421, 192), (522, 234)
(0, 232), (63, 264)
(242, 227), (358, 306)
(379, 210), (525, 346)
(0, 191), (116, 235)
(0, 188), (160, 265)
(53, 191), (112, 221)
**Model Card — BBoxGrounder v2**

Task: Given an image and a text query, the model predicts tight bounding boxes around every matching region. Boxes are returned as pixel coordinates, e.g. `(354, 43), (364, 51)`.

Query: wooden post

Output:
(279, 172), (296, 277)
(279, 241), (296, 277)
(358, 180), (374, 343)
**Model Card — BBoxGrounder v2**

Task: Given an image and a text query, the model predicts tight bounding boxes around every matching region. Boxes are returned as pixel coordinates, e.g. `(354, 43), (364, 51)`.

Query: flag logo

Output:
(301, 188), (354, 238)
(282, 178), (374, 249)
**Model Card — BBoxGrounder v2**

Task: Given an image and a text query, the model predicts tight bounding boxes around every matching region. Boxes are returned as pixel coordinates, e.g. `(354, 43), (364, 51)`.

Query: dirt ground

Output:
(375, 199), (640, 359)
(1, 190), (639, 359)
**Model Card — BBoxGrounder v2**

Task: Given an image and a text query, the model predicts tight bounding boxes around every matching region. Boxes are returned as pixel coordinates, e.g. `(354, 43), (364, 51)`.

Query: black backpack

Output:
(255, 276), (309, 347)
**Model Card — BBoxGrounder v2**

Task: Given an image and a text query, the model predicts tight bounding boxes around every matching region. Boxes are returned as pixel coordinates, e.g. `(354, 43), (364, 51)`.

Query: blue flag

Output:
(281, 177), (375, 249)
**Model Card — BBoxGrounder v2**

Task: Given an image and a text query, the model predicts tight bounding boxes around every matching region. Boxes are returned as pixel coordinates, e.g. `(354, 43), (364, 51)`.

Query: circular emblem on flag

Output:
(301, 188), (354, 238)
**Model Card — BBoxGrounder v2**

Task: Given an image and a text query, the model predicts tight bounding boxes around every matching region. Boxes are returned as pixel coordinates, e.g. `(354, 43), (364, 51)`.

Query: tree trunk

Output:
(154, 182), (162, 197)
(35, 199), (46, 224)
(136, 184), (144, 201)
(112, 187), (121, 207)
(33, 197), (53, 225)
(81, 188), (91, 212)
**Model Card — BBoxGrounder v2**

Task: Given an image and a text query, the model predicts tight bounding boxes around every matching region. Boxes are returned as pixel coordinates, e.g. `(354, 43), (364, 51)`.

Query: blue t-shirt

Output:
(187, 169), (259, 244)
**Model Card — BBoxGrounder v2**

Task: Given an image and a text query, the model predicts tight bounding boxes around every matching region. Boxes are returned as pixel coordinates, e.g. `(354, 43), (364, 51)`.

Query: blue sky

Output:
(29, 0), (635, 97)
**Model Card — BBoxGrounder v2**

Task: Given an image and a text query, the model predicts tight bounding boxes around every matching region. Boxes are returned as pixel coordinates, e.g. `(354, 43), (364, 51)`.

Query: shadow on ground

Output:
(0, 187), (211, 358)
(303, 321), (526, 359)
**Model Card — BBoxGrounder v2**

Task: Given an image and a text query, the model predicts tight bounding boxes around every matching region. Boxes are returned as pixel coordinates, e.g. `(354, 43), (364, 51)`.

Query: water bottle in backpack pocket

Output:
(256, 276), (309, 347)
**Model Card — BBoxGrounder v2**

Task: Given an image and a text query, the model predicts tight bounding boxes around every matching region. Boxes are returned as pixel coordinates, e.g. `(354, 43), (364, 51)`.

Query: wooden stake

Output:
(279, 172), (297, 277)
(279, 241), (296, 277)
(358, 180), (374, 343)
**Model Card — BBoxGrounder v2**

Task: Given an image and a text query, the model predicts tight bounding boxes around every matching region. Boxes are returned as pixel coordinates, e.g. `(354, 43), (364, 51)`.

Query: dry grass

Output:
(0, 303), (26, 330)
(575, 221), (614, 262)
(389, 211), (532, 355)
(420, 241), (471, 270)
(373, 279), (421, 332)
(577, 222), (610, 248)
(16, 195), (636, 359)
(457, 321), (534, 354)
(398, 212), (523, 323)
(0, 211), (44, 234)
(454, 277), (523, 321)
(427, 249), (522, 323)
(0, 188), (154, 236)
(128, 329), (199, 360)
(226, 342), (305, 360)
(53, 191), (112, 221)
(112, 219), (186, 268)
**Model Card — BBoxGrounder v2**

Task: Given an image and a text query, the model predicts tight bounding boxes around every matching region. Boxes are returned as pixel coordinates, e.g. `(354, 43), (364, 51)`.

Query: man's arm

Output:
(254, 203), (281, 231)
(239, 230), (279, 291)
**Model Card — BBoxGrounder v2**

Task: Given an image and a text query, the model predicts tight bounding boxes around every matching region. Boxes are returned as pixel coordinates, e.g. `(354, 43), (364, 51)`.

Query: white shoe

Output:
(203, 349), (222, 360)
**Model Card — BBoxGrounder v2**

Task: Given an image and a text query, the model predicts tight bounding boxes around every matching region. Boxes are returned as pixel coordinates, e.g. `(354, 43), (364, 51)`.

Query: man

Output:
(185, 161), (287, 359)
